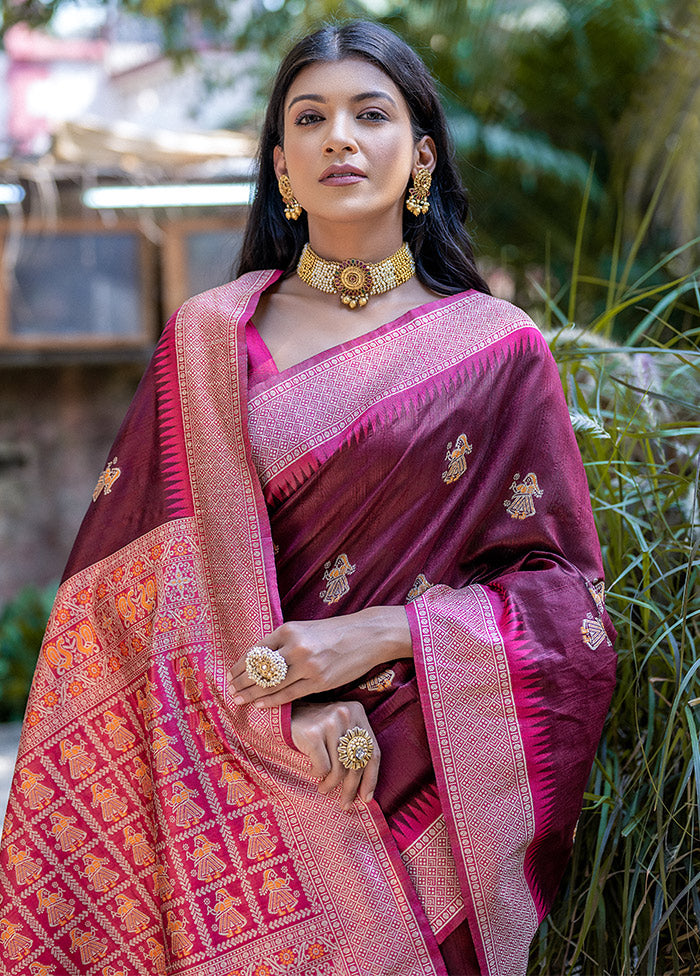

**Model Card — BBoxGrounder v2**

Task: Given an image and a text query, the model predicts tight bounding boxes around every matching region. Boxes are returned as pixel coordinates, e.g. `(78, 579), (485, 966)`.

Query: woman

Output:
(0, 21), (616, 976)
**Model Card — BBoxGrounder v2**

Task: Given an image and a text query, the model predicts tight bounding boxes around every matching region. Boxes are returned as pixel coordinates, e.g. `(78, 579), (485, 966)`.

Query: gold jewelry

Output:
(337, 726), (374, 770)
(296, 242), (415, 310)
(405, 168), (432, 216)
(278, 175), (302, 220)
(245, 646), (288, 688)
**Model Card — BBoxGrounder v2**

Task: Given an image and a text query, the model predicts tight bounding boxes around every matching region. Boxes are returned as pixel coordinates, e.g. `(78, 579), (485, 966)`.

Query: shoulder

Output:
(446, 290), (541, 335)
(427, 290), (552, 368)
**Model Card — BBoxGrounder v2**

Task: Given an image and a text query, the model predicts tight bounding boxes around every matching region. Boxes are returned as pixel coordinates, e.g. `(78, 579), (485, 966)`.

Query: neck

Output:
(307, 214), (404, 264)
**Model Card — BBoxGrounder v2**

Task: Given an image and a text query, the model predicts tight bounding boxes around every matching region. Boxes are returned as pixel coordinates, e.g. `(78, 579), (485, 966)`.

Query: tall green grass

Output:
(529, 242), (699, 975)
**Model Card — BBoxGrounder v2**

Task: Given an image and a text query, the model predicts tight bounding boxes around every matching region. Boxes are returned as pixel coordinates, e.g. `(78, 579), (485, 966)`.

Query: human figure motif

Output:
(168, 781), (205, 828)
(219, 764), (255, 807)
(101, 711), (136, 753)
(152, 864), (174, 901)
(196, 713), (224, 755)
(135, 678), (162, 722)
(91, 782), (128, 822)
(69, 927), (108, 965)
(441, 433), (473, 484)
(239, 814), (277, 862)
(6, 844), (42, 886)
(123, 825), (156, 867)
(18, 768), (54, 811)
(36, 886), (75, 927)
(212, 887), (247, 937)
(166, 911), (194, 959)
(188, 834), (227, 882)
(59, 738), (96, 780)
(177, 656), (201, 702)
(320, 554), (356, 605)
(0, 917), (32, 960)
(406, 573), (432, 603)
(115, 893), (149, 934)
(259, 869), (299, 917)
(358, 668), (395, 692)
(503, 471), (543, 520)
(587, 579), (606, 615)
(151, 727), (183, 774)
(82, 853), (119, 893)
(92, 457), (121, 502)
(132, 756), (154, 799)
(146, 938), (167, 976)
(28, 963), (56, 975)
(47, 811), (87, 853)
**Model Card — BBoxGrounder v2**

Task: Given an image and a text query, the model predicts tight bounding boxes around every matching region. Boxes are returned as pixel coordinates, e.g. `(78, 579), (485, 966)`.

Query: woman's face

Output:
(274, 58), (435, 234)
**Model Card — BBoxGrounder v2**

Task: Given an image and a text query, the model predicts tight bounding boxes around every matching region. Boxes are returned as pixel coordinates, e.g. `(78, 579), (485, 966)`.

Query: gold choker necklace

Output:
(296, 242), (415, 309)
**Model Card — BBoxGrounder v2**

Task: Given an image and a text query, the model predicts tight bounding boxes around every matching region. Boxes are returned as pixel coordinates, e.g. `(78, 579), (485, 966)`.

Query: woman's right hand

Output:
(291, 700), (380, 812)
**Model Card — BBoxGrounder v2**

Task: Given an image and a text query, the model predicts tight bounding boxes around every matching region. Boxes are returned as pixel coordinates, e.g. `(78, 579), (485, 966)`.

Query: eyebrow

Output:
(287, 90), (398, 111)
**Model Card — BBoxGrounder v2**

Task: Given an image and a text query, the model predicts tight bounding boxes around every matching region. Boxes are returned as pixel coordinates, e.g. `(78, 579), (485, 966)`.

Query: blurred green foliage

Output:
(529, 226), (700, 974)
(0, 583), (57, 721)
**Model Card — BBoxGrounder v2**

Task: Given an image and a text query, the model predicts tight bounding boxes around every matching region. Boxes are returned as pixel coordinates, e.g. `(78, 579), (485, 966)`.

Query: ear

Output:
(273, 145), (287, 181)
(413, 135), (437, 175)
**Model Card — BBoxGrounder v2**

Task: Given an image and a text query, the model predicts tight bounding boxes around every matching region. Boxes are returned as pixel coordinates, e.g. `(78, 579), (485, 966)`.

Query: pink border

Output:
(406, 585), (538, 976)
(178, 271), (449, 975)
(248, 289), (477, 390)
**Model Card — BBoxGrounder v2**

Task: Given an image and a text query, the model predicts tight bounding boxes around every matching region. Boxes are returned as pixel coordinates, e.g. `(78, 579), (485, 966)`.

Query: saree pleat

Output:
(0, 272), (615, 976)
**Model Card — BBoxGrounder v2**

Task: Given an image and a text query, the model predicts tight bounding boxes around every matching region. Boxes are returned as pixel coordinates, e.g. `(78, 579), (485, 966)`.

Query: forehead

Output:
(285, 57), (407, 108)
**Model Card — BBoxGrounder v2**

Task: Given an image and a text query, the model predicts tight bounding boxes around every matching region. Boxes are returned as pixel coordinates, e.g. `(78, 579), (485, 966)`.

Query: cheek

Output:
(379, 138), (415, 185)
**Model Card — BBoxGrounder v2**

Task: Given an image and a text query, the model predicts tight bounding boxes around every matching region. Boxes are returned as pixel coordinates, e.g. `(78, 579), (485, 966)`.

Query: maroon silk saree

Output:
(0, 271), (616, 976)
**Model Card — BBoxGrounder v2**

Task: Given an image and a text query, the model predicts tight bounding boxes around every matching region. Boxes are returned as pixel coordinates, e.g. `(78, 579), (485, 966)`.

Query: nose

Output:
(322, 112), (358, 155)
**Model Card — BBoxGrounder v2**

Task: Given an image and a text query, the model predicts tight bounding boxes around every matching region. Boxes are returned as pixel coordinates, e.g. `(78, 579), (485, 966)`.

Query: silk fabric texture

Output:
(0, 271), (616, 976)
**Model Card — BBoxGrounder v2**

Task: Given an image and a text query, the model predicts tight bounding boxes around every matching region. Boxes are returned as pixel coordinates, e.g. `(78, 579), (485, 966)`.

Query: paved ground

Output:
(0, 722), (22, 831)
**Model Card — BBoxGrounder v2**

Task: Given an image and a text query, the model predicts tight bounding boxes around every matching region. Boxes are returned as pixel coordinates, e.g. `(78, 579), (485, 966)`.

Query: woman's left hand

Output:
(227, 606), (411, 708)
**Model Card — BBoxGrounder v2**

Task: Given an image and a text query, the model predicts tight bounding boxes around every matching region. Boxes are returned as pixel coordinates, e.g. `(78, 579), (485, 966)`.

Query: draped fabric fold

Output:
(0, 272), (615, 976)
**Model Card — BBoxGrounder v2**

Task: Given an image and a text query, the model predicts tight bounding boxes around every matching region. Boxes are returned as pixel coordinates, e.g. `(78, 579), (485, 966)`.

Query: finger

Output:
(317, 728), (346, 797)
(228, 632), (285, 681)
(234, 676), (306, 707)
(303, 740), (333, 782)
(251, 679), (311, 708)
(229, 649), (291, 702)
(339, 768), (363, 811)
(359, 742), (381, 803)
(227, 672), (257, 696)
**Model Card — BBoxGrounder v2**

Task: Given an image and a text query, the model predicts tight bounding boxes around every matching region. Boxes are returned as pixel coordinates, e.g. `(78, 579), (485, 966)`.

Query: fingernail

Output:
(365, 791), (374, 803)
(233, 696), (244, 705)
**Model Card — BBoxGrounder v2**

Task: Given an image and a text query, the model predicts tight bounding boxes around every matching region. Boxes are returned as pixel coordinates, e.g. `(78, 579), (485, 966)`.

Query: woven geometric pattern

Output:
(408, 584), (539, 976)
(401, 815), (464, 938)
(248, 292), (539, 488)
(0, 274), (448, 976)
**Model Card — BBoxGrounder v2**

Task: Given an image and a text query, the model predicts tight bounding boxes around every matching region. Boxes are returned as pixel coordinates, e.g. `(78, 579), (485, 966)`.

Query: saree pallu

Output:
(0, 271), (616, 976)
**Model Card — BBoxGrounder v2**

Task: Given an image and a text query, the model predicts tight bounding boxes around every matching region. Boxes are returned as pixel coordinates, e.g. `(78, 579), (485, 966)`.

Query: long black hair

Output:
(237, 20), (490, 296)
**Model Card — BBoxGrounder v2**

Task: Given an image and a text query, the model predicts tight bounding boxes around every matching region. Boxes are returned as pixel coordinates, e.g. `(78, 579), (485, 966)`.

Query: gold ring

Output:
(245, 646), (288, 688)
(337, 726), (374, 771)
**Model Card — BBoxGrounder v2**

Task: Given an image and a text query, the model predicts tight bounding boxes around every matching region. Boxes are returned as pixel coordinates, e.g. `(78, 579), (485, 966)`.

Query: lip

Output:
(319, 164), (367, 183)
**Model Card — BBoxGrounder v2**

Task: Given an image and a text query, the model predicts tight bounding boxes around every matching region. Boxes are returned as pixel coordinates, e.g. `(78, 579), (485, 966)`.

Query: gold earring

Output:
(278, 175), (302, 220)
(405, 168), (432, 216)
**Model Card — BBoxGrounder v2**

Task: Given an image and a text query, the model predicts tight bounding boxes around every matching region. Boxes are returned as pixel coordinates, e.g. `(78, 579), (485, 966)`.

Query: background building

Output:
(0, 8), (257, 603)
